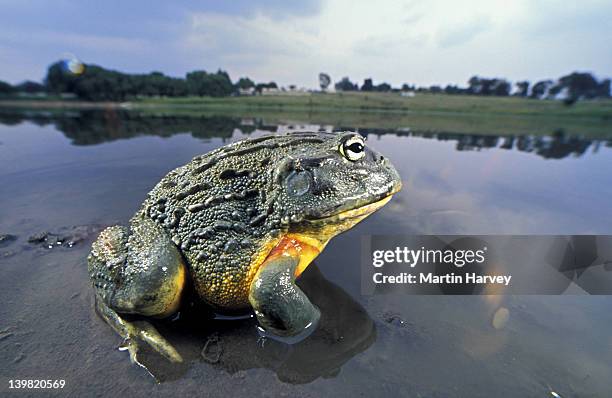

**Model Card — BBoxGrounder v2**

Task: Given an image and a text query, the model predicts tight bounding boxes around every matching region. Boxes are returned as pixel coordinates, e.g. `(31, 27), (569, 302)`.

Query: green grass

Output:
(2, 91), (611, 138)
(132, 92), (612, 138)
(134, 91), (612, 119)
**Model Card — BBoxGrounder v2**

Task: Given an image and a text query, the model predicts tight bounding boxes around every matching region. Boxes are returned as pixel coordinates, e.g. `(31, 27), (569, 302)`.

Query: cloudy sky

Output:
(0, 0), (610, 88)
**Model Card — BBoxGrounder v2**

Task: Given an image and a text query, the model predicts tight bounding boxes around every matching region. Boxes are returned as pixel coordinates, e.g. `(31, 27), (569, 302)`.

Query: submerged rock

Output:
(27, 225), (105, 250)
(0, 250), (16, 259)
(27, 232), (50, 244)
(201, 333), (222, 364)
(382, 311), (408, 328)
(0, 234), (17, 246)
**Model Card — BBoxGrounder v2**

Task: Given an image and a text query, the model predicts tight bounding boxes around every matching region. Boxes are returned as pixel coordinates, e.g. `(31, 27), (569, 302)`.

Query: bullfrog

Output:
(88, 131), (401, 363)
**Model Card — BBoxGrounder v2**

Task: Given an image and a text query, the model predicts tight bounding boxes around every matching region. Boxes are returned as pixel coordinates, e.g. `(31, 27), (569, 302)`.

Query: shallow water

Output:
(1, 110), (612, 397)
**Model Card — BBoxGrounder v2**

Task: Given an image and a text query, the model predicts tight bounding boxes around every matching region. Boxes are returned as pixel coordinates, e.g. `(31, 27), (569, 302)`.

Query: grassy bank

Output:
(1, 92), (611, 138)
(134, 91), (612, 119)
(132, 92), (612, 137)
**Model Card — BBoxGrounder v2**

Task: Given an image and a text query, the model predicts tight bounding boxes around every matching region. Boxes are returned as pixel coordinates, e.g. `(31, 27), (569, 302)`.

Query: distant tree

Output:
(514, 81), (529, 97)
(255, 82), (278, 93)
(15, 80), (46, 93)
(45, 61), (75, 94)
(318, 73), (331, 91)
(375, 82), (391, 92)
(168, 77), (188, 96)
(557, 72), (604, 100)
(361, 78), (374, 91)
(548, 83), (564, 98)
(235, 77), (255, 90)
(467, 76), (510, 96)
(68, 64), (118, 100)
(491, 79), (511, 96)
(429, 85), (442, 93)
(334, 77), (358, 91)
(45, 61), (127, 100)
(444, 85), (467, 94)
(401, 83), (415, 91)
(187, 70), (208, 96)
(142, 71), (179, 97)
(530, 80), (553, 99)
(599, 79), (611, 98)
(186, 70), (233, 97)
(467, 76), (483, 94)
(0, 80), (13, 95)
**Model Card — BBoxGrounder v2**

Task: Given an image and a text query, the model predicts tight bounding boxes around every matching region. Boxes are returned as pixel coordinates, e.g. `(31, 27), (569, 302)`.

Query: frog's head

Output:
(273, 132), (402, 240)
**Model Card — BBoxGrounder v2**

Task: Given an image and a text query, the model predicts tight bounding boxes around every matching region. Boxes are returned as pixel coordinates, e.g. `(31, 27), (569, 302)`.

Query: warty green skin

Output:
(88, 131), (401, 350)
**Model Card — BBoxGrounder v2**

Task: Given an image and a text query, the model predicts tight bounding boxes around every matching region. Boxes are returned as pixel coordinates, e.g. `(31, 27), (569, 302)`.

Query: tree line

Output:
(332, 73), (610, 101)
(0, 59), (609, 102)
(0, 60), (277, 101)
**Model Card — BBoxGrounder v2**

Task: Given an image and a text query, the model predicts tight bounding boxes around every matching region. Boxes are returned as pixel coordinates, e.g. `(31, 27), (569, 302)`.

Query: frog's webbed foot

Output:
(248, 255), (320, 340)
(96, 298), (183, 364)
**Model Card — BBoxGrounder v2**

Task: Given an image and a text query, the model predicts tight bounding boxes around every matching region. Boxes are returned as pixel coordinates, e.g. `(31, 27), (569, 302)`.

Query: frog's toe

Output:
(96, 298), (183, 364)
(131, 320), (182, 363)
(118, 336), (141, 365)
(119, 322), (182, 366)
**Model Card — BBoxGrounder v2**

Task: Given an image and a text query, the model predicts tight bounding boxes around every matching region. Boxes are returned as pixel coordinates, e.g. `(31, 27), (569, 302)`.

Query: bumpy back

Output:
(141, 132), (328, 308)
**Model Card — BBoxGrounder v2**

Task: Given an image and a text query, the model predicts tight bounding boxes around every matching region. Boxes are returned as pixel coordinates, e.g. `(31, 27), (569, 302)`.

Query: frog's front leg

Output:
(88, 215), (186, 363)
(248, 254), (321, 339)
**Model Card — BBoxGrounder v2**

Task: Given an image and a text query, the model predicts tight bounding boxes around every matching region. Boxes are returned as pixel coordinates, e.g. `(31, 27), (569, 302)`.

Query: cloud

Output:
(180, 11), (321, 84)
(521, 0), (612, 37)
(436, 17), (491, 48)
(0, 0), (609, 87)
(0, 28), (150, 53)
(185, 12), (315, 59)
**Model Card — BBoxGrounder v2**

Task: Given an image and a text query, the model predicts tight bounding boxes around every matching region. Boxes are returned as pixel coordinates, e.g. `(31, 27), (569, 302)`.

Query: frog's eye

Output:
(339, 135), (366, 161)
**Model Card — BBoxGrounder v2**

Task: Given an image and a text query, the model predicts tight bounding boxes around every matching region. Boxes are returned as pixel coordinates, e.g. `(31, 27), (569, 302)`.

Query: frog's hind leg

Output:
(88, 216), (186, 363)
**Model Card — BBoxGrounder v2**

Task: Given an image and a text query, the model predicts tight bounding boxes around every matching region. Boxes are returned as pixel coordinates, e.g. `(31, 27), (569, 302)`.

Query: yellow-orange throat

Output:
(262, 195), (394, 278)
(262, 234), (325, 278)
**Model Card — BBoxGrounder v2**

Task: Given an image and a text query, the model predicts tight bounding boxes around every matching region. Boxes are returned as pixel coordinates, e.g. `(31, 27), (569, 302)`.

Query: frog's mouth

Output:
(316, 195), (393, 224)
(291, 180), (401, 237)
(278, 182), (400, 278)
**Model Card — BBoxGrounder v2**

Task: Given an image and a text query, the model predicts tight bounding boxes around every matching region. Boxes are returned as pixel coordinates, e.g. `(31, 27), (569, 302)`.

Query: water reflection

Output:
(0, 110), (248, 144)
(130, 264), (375, 383)
(1, 109), (610, 160)
(362, 128), (611, 159)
